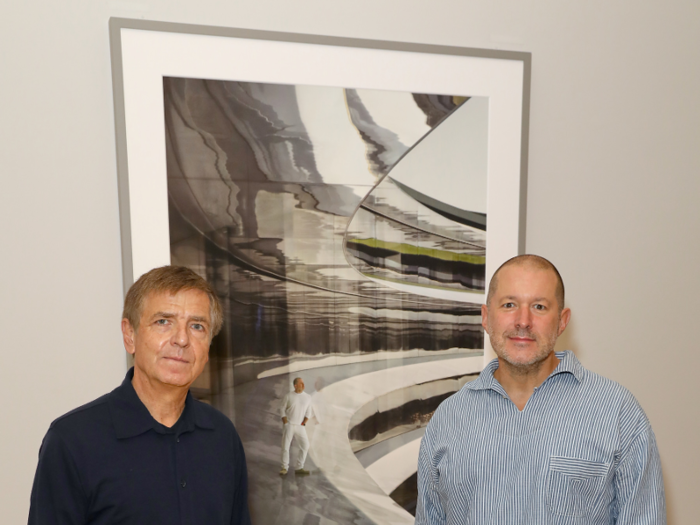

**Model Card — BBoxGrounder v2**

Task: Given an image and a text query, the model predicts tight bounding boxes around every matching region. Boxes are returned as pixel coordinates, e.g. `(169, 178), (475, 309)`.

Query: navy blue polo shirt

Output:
(28, 368), (251, 525)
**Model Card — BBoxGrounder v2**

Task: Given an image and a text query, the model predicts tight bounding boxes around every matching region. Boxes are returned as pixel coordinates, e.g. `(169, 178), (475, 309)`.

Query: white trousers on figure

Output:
(281, 423), (309, 470)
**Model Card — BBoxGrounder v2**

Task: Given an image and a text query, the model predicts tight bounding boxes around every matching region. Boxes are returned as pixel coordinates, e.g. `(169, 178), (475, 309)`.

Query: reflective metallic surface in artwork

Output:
(164, 77), (488, 524)
(345, 95), (488, 294)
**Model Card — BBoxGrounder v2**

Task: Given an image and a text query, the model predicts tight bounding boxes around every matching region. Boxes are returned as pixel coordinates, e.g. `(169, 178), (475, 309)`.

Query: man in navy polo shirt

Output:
(29, 266), (251, 524)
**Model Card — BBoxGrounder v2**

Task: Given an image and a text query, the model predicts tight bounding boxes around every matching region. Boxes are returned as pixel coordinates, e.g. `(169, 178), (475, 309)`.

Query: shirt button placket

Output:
(175, 433), (193, 525)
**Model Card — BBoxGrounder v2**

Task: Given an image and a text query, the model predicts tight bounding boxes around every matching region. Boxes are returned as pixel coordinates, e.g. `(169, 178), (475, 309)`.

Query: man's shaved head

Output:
(486, 255), (565, 311)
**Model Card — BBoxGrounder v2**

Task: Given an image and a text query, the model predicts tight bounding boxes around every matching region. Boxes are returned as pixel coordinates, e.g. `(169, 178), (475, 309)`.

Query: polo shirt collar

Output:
(466, 350), (584, 392)
(109, 367), (215, 439)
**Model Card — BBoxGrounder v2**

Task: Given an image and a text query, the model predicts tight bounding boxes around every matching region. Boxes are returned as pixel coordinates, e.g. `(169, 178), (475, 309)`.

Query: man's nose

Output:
(515, 307), (532, 328)
(172, 323), (189, 347)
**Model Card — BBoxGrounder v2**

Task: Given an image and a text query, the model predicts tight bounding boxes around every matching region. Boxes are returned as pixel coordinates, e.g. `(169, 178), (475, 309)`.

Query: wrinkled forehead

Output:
(141, 288), (212, 315)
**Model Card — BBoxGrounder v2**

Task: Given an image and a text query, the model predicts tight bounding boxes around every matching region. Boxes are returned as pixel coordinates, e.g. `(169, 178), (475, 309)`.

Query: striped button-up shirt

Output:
(416, 351), (665, 524)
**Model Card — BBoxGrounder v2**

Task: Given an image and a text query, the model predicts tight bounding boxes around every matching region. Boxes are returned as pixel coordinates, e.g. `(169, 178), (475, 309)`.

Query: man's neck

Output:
(493, 352), (560, 411)
(131, 369), (188, 427)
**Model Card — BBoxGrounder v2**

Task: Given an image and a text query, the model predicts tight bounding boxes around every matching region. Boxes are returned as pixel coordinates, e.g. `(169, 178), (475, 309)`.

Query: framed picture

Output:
(110, 18), (530, 525)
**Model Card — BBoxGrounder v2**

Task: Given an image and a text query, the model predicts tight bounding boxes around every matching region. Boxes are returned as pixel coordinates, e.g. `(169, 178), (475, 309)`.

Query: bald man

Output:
(279, 377), (313, 476)
(416, 255), (665, 524)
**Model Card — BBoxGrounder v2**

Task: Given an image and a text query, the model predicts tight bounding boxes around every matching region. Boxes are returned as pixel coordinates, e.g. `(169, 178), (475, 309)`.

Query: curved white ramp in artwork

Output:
(307, 355), (483, 524)
(365, 436), (423, 495)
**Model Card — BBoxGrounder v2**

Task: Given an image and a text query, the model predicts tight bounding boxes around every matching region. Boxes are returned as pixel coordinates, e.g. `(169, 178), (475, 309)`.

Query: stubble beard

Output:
(488, 326), (559, 376)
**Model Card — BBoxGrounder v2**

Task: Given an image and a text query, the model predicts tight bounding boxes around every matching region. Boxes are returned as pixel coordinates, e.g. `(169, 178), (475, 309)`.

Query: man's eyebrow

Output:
(152, 311), (176, 319)
(149, 312), (210, 324)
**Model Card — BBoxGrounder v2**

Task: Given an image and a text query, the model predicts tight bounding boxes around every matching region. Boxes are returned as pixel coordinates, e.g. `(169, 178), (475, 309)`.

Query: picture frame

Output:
(109, 18), (531, 524)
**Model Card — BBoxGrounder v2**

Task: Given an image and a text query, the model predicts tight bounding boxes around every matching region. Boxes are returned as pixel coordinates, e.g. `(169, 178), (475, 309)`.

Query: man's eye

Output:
(533, 304), (545, 311)
(503, 302), (515, 308)
(191, 323), (204, 331)
(156, 319), (168, 325)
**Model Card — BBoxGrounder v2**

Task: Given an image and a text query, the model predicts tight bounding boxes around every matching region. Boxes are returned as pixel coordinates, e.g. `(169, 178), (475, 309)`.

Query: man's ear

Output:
(558, 307), (572, 335)
(481, 304), (489, 331)
(122, 318), (137, 355)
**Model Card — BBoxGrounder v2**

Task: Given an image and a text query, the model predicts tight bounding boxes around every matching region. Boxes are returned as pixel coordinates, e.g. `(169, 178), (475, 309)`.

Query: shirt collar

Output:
(465, 350), (584, 392)
(109, 367), (215, 439)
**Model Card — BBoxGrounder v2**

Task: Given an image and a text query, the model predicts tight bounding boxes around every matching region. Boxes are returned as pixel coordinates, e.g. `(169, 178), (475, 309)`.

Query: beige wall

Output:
(2, 1), (698, 522)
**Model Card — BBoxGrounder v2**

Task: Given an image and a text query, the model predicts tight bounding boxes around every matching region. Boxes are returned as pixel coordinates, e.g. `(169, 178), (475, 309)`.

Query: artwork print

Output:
(164, 77), (488, 524)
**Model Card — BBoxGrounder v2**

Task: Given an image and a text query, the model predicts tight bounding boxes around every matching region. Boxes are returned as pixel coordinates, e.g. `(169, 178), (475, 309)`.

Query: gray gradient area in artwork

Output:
(164, 77), (491, 522)
(162, 73), (500, 522)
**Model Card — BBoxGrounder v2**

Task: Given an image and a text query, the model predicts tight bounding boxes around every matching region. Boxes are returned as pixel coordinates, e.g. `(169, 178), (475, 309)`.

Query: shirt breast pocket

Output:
(546, 456), (610, 519)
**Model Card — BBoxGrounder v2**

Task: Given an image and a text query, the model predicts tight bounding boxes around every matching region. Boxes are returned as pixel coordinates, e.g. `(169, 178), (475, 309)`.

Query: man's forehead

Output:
(493, 264), (558, 294)
(142, 288), (211, 314)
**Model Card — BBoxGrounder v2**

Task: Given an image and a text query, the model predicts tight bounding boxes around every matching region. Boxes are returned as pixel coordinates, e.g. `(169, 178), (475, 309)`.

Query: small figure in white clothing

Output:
(279, 377), (313, 476)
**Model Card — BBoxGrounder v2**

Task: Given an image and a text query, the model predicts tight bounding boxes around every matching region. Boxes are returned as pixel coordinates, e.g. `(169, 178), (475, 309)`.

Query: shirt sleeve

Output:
(304, 396), (313, 419)
(230, 433), (252, 525)
(280, 394), (288, 418)
(415, 425), (447, 525)
(612, 401), (666, 524)
(28, 427), (88, 525)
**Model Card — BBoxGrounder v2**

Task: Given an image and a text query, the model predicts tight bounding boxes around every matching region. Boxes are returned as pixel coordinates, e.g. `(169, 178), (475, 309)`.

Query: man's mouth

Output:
(164, 356), (188, 363)
(506, 331), (536, 343)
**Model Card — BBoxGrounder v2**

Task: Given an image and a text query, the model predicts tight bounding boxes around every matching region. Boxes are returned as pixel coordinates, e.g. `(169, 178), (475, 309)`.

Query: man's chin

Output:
(500, 349), (551, 369)
(155, 370), (194, 388)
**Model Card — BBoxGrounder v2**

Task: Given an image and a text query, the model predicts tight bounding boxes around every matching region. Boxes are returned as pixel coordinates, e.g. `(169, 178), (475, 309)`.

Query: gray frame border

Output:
(109, 17), (531, 294)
